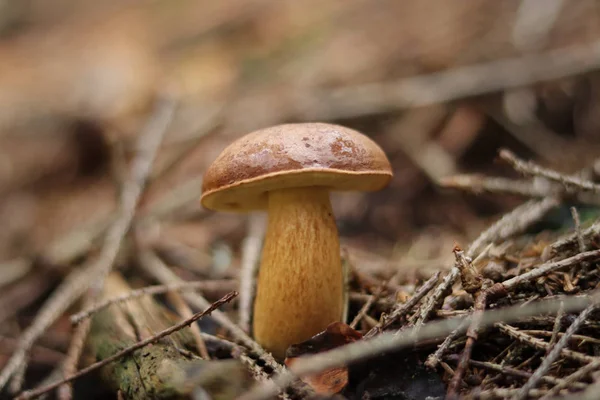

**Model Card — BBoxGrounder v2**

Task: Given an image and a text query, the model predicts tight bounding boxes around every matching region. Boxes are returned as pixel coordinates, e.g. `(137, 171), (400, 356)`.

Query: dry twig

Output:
(300, 39), (600, 119)
(500, 149), (600, 193)
(417, 197), (559, 328)
(514, 303), (600, 400)
(438, 174), (554, 198)
(16, 291), (237, 400)
(136, 251), (286, 374)
(497, 323), (597, 364)
(57, 92), (177, 398)
(238, 290), (600, 400)
(0, 92), (176, 393)
(365, 272), (439, 338)
(70, 279), (237, 324)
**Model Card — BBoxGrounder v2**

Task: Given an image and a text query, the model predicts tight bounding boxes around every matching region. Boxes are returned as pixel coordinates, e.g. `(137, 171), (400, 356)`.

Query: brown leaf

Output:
(284, 322), (362, 395)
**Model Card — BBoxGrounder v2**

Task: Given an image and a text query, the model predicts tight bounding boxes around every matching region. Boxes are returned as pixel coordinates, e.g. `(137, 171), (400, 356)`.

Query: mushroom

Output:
(200, 122), (392, 359)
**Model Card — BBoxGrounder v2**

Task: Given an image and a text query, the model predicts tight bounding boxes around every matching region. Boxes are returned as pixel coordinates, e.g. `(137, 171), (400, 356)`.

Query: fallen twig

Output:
(299, 39), (600, 120)
(136, 250), (286, 375)
(439, 174), (555, 198)
(497, 323), (597, 364)
(417, 197), (559, 326)
(552, 219), (600, 254)
(0, 91), (177, 393)
(444, 355), (586, 390)
(365, 271), (439, 338)
(238, 290), (600, 400)
(15, 291), (238, 400)
(540, 358), (600, 399)
(500, 149), (600, 193)
(70, 279), (237, 324)
(514, 302), (600, 400)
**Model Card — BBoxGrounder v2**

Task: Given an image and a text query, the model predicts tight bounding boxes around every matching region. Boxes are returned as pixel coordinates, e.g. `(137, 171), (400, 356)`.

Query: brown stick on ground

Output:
(16, 273), (238, 400)
(238, 291), (600, 400)
(515, 302), (600, 400)
(446, 249), (600, 399)
(0, 92), (176, 393)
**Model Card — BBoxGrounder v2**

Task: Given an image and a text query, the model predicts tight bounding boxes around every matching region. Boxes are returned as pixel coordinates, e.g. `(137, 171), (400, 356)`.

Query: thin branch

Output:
(522, 330), (600, 345)
(444, 355), (586, 390)
(365, 272), (439, 338)
(447, 291), (489, 399)
(492, 249), (600, 294)
(497, 323), (597, 364)
(425, 320), (469, 369)
(350, 285), (384, 329)
(238, 290), (600, 400)
(514, 303), (600, 400)
(417, 197), (559, 326)
(571, 207), (586, 252)
(551, 220), (600, 254)
(70, 279), (237, 324)
(540, 358), (600, 399)
(299, 39), (600, 120)
(15, 291), (238, 400)
(500, 149), (600, 193)
(469, 197), (560, 258)
(547, 301), (565, 352)
(439, 174), (555, 198)
(0, 92), (177, 392)
(57, 297), (94, 400)
(165, 291), (210, 359)
(136, 250), (287, 375)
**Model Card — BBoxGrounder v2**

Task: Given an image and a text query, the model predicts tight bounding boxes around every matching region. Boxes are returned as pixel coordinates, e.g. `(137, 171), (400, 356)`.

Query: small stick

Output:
(570, 206), (589, 274)
(137, 251), (286, 375)
(497, 323), (597, 364)
(57, 298), (94, 400)
(56, 93), (177, 398)
(547, 301), (564, 352)
(418, 197), (559, 325)
(439, 174), (554, 198)
(238, 214), (266, 333)
(514, 302), (600, 400)
(238, 291), (600, 400)
(350, 285), (383, 329)
(165, 291), (210, 359)
(571, 207), (586, 252)
(473, 387), (548, 399)
(0, 92), (176, 393)
(521, 330), (600, 345)
(70, 280), (238, 324)
(493, 249), (600, 294)
(444, 355), (586, 389)
(446, 291), (489, 399)
(551, 220), (600, 254)
(365, 272), (439, 338)
(15, 291), (238, 400)
(470, 197), (560, 258)
(500, 149), (600, 192)
(540, 358), (600, 399)
(425, 320), (469, 369)
(300, 39), (600, 120)
(348, 292), (395, 308)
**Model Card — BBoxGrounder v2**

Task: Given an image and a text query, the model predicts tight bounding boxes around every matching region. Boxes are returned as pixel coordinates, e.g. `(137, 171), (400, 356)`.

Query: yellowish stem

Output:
(252, 187), (343, 359)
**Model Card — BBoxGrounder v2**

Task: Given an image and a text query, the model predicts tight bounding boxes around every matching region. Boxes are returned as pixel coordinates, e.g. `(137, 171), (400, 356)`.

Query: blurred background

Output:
(3, 0), (600, 378)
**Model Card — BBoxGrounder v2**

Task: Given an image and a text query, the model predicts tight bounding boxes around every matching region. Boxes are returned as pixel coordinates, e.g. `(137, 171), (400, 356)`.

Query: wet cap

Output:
(200, 122), (393, 211)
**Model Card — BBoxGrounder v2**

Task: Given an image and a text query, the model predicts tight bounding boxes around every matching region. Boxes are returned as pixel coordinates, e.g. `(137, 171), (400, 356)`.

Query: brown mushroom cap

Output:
(201, 122), (393, 211)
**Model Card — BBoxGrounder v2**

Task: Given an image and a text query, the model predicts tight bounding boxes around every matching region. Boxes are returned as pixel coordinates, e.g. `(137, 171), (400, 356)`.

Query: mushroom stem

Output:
(253, 186), (344, 359)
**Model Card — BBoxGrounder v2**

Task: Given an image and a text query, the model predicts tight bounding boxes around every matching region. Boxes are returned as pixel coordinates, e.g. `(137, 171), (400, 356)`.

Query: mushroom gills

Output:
(252, 186), (344, 359)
